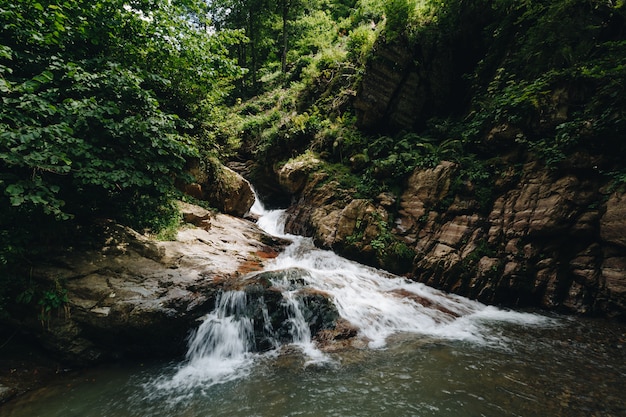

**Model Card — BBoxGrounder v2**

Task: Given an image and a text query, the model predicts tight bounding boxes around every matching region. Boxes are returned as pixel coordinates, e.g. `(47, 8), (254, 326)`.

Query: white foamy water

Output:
(156, 195), (552, 393)
(251, 205), (549, 348)
(152, 291), (256, 394)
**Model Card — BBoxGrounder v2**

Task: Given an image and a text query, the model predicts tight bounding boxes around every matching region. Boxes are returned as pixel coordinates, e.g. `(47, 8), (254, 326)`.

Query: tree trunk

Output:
(281, 0), (289, 73)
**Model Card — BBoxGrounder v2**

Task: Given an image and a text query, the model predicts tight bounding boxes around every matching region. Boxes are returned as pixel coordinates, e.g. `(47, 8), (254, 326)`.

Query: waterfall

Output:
(157, 291), (256, 392)
(185, 291), (254, 361)
(163, 193), (550, 390)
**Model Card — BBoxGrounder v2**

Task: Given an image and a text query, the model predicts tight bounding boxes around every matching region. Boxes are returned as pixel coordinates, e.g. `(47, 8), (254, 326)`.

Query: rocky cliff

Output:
(252, 1), (626, 320)
(270, 154), (626, 320)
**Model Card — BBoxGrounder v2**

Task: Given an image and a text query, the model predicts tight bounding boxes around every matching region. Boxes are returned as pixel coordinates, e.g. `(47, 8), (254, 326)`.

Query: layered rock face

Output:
(295, 3), (626, 319)
(397, 162), (626, 318)
(353, 7), (489, 133)
(277, 159), (626, 319)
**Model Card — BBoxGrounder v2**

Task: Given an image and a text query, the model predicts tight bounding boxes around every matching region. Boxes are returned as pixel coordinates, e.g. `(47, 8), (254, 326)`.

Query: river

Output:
(2, 200), (626, 417)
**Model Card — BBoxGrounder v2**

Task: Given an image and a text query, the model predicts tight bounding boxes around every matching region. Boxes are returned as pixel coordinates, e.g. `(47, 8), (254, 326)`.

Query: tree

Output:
(0, 0), (243, 306)
(208, 0), (273, 90)
(279, 0), (306, 72)
(384, 0), (413, 39)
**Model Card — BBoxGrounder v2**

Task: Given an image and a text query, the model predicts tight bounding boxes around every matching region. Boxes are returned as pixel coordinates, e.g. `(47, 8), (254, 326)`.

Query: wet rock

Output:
(277, 155), (321, 194)
(216, 268), (344, 352)
(279, 155), (626, 318)
(0, 384), (13, 403)
(315, 319), (359, 352)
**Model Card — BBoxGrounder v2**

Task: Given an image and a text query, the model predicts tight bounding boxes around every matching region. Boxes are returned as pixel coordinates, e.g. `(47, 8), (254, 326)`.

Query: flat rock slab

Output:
(6, 208), (288, 365)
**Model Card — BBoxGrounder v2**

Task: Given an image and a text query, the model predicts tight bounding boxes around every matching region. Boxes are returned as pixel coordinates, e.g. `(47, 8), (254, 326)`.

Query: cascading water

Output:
(162, 195), (550, 393)
(5, 195), (625, 417)
(155, 291), (256, 392)
(250, 196), (548, 348)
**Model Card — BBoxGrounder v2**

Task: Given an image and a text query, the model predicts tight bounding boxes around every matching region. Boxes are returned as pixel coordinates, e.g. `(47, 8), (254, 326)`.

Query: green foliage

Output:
(0, 0), (240, 224)
(370, 215), (415, 273)
(1, 60), (196, 218)
(346, 24), (377, 65)
(318, 159), (378, 198)
(0, 0), (243, 315)
(345, 212), (414, 273)
(607, 170), (626, 193)
(37, 279), (69, 328)
(384, 0), (414, 39)
(457, 0), (626, 168)
(289, 10), (337, 59)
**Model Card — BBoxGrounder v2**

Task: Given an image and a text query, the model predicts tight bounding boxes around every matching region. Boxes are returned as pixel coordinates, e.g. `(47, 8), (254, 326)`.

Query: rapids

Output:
(148, 198), (555, 394)
(2, 198), (625, 417)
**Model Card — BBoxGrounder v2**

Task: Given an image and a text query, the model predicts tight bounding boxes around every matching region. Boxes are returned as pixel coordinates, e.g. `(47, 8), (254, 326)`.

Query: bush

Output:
(347, 24), (377, 65)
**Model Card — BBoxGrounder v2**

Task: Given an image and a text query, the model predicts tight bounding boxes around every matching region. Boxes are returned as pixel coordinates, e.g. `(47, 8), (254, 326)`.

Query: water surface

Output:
(3, 315), (625, 417)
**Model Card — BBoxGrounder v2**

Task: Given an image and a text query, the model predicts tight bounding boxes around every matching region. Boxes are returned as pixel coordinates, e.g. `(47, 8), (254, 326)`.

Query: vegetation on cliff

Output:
(217, 0), (625, 278)
(2, 0), (625, 315)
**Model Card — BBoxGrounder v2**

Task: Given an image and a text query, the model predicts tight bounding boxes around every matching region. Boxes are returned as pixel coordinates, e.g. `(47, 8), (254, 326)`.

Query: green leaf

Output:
(0, 79), (10, 93)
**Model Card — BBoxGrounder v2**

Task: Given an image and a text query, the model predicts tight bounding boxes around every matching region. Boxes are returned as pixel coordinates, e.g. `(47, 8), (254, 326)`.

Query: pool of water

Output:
(3, 314), (625, 417)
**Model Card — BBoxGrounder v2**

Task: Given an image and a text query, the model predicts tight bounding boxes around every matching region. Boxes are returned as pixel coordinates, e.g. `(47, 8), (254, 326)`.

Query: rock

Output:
(602, 257), (626, 294)
(492, 170), (589, 237)
(354, 37), (425, 132)
(4, 206), (288, 365)
(601, 192), (626, 248)
(2, 212), (354, 365)
(485, 124), (524, 150)
(376, 192), (396, 208)
(278, 156), (626, 318)
(315, 318), (360, 352)
(277, 155), (321, 194)
(0, 384), (13, 403)
(180, 158), (255, 217)
(229, 161), (292, 210)
(353, 7), (491, 133)
(219, 268), (344, 352)
(397, 161), (456, 234)
(206, 164), (255, 217)
(178, 201), (212, 230)
(334, 199), (385, 244)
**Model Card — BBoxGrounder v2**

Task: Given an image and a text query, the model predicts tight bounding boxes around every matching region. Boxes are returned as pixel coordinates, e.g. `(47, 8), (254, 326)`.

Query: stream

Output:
(3, 200), (626, 417)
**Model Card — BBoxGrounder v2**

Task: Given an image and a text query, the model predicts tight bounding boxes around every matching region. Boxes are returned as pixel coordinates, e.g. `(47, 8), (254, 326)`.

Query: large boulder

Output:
(181, 158), (255, 217)
(222, 268), (344, 352)
(277, 154), (322, 194)
(208, 164), (255, 217)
